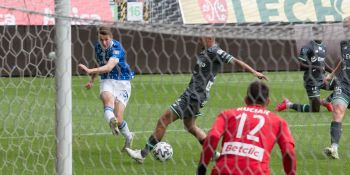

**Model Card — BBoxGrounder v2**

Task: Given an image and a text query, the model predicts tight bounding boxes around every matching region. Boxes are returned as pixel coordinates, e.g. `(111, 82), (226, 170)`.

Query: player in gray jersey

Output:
(276, 39), (335, 112)
(324, 16), (350, 159)
(125, 35), (267, 163)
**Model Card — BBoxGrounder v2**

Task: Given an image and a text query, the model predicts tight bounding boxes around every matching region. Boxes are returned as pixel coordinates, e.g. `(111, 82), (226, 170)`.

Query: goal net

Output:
(1, 0), (350, 174)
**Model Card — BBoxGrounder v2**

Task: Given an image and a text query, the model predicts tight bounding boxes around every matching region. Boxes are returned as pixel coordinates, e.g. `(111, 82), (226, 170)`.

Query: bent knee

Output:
(334, 108), (345, 118)
(333, 105), (346, 121)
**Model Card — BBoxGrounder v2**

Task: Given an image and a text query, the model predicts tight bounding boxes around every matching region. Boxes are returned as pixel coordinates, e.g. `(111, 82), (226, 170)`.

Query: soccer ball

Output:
(152, 142), (173, 162)
(48, 51), (56, 60)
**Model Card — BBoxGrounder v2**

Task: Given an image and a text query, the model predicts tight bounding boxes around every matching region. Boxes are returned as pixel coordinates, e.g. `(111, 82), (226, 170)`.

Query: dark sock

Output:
(199, 139), (205, 145)
(290, 104), (310, 112)
(330, 121), (342, 145)
(141, 135), (159, 157)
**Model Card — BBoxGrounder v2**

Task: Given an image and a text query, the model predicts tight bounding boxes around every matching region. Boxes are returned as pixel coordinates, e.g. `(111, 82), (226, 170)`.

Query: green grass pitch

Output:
(1, 72), (350, 174)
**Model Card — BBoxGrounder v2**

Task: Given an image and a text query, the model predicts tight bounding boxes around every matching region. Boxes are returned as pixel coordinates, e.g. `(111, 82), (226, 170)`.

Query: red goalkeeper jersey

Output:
(199, 105), (296, 175)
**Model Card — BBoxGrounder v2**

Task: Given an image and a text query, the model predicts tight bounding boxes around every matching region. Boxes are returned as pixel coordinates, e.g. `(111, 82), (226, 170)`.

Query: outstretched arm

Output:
(215, 49), (267, 80)
(78, 58), (119, 75)
(232, 58), (268, 80)
(84, 73), (97, 89)
(79, 58), (119, 89)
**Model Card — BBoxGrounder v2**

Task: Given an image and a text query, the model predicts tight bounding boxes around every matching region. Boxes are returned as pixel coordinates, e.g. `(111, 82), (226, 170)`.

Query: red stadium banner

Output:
(0, 0), (114, 25)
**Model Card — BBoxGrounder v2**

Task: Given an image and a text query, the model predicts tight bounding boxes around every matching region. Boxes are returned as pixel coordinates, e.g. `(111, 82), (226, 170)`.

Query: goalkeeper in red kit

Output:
(197, 81), (296, 175)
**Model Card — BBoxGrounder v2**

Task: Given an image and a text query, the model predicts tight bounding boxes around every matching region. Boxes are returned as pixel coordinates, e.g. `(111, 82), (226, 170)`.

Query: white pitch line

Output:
(0, 129), (186, 140)
(1, 123), (350, 140)
(2, 79), (301, 89)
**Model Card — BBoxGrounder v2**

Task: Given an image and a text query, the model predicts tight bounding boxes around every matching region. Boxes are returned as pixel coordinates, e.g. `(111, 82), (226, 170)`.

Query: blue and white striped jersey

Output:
(95, 39), (134, 80)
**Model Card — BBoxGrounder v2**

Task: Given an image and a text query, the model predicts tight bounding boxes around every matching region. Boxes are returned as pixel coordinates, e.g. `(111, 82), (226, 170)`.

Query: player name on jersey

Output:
(236, 107), (270, 115)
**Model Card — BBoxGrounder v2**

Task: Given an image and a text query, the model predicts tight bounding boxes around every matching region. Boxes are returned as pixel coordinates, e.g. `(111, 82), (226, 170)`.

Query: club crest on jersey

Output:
(315, 47), (324, 53)
(113, 50), (120, 55)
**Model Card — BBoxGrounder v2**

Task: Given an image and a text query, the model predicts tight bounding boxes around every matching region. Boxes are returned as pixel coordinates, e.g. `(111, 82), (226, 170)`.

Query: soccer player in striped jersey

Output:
(197, 81), (296, 175)
(276, 37), (335, 112)
(125, 35), (267, 163)
(324, 16), (350, 159)
(78, 26), (134, 150)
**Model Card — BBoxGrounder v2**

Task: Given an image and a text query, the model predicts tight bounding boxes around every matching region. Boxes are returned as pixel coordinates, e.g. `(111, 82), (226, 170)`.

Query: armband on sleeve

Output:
(216, 49), (235, 63)
(298, 48), (309, 62)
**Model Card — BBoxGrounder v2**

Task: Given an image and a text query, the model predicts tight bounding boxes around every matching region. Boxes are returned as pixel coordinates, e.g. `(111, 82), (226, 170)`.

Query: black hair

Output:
(246, 81), (269, 105)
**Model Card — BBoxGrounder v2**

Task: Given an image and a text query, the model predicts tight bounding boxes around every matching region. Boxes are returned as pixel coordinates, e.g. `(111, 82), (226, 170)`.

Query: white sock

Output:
(331, 143), (339, 150)
(118, 120), (132, 138)
(286, 101), (293, 108)
(104, 106), (115, 122)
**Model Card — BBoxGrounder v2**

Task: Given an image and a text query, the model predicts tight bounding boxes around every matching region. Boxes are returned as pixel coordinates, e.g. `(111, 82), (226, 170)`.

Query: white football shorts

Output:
(100, 79), (131, 107)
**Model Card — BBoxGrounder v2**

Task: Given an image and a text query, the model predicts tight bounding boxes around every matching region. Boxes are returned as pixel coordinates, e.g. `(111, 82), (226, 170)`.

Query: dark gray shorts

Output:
(332, 85), (350, 107)
(170, 93), (204, 119)
(305, 78), (337, 98)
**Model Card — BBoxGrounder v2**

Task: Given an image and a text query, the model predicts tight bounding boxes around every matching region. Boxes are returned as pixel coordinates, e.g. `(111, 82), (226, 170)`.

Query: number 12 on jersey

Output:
(236, 113), (265, 142)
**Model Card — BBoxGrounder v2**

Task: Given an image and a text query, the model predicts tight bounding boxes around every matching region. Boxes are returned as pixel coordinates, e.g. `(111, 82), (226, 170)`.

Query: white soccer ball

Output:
(48, 51), (56, 60)
(152, 142), (173, 162)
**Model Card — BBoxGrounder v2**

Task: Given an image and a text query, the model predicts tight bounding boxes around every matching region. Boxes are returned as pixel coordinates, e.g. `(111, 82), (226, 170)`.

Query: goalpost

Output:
(55, 0), (72, 175)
